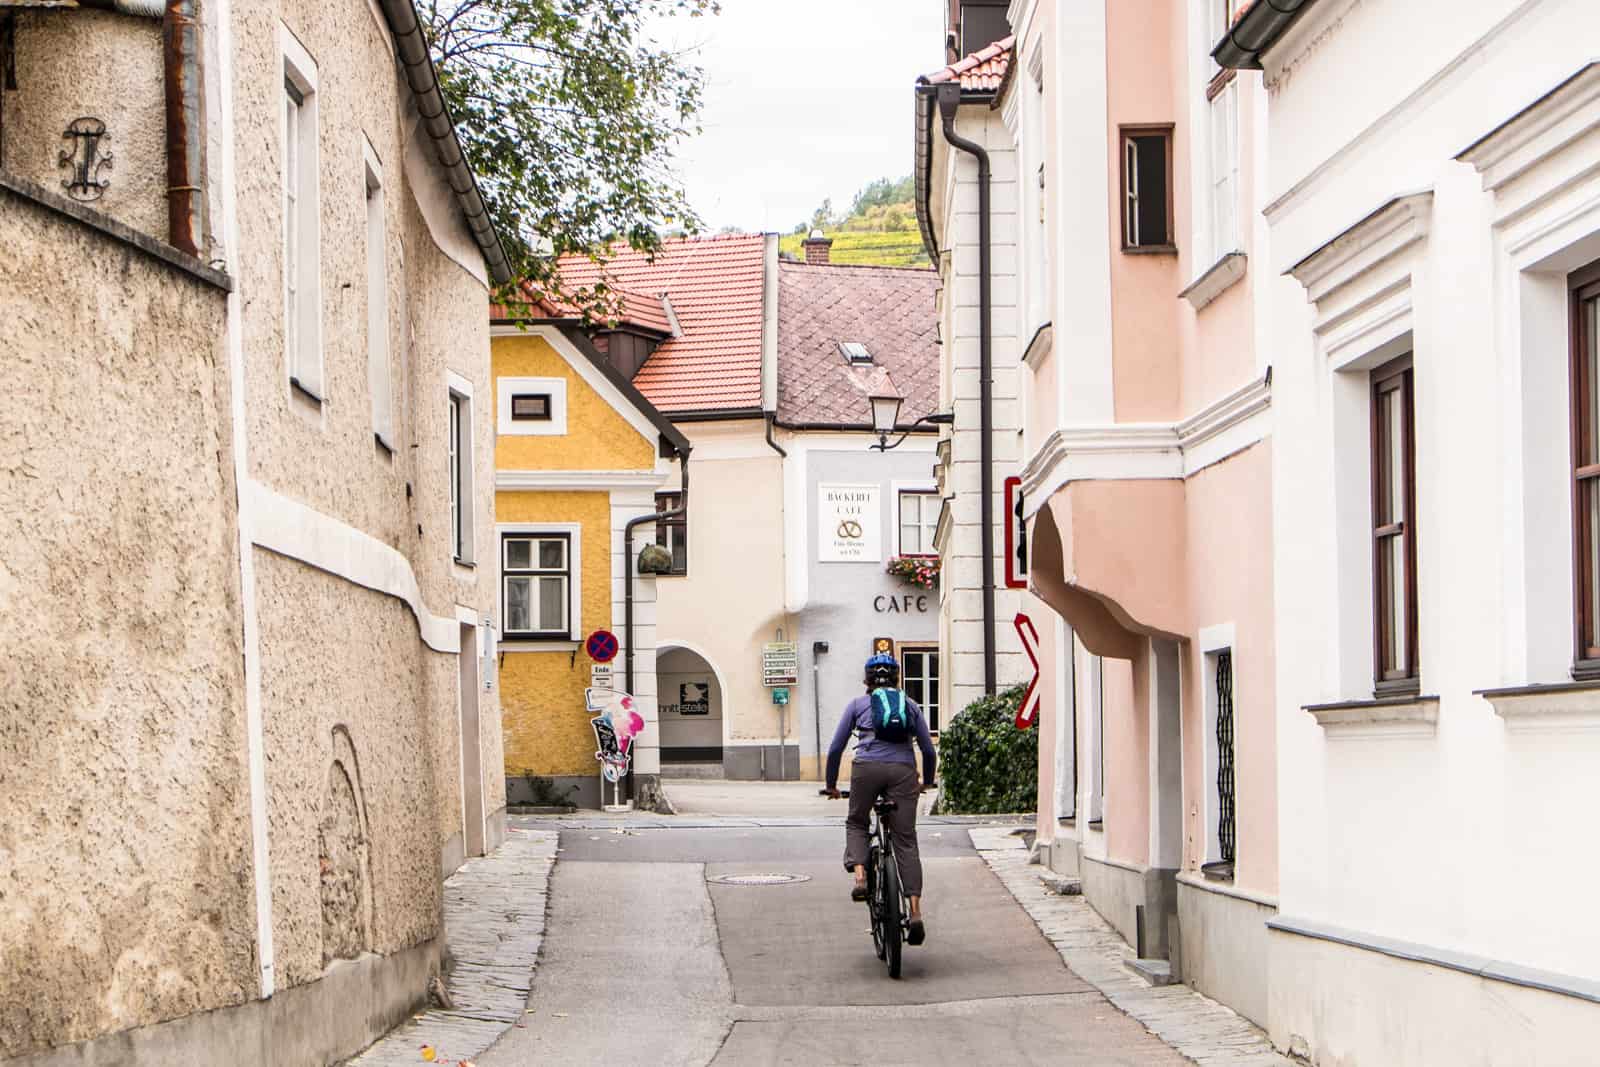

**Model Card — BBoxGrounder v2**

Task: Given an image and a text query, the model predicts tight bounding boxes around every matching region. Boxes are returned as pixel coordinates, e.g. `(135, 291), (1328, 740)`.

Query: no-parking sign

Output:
(586, 629), (619, 663)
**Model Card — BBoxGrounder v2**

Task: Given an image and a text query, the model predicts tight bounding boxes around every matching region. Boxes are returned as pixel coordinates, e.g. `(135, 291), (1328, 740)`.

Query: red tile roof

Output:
(776, 262), (939, 428)
(923, 34), (1014, 93)
(502, 234), (768, 414)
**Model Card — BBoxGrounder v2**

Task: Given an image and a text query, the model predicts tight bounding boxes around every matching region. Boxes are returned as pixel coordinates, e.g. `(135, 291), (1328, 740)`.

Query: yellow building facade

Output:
(491, 324), (689, 810)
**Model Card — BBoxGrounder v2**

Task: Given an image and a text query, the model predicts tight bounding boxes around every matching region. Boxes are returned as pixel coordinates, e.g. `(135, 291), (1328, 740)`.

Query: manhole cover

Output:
(706, 873), (812, 886)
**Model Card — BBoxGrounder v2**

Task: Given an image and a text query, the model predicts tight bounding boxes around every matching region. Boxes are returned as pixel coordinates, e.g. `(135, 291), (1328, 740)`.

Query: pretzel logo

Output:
(837, 520), (863, 539)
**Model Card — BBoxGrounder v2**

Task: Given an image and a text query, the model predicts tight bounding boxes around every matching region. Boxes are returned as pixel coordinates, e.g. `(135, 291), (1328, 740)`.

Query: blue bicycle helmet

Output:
(865, 652), (900, 688)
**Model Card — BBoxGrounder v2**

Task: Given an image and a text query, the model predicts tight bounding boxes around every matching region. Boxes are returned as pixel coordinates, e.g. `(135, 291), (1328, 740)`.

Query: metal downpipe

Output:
(936, 82), (997, 696)
(624, 448), (690, 797)
(162, 0), (201, 256)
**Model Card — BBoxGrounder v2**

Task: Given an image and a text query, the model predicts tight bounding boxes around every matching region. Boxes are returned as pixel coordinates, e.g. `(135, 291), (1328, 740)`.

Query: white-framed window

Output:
(655, 492), (688, 576)
(364, 138), (393, 449)
(281, 24), (322, 401)
(898, 490), (939, 556)
(901, 646), (941, 732)
(1206, 78), (1240, 264)
(499, 527), (581, 641)
(448, 378), (475, 565)
(1086, 653), (1105, 825)
(498, 376), (568, 436)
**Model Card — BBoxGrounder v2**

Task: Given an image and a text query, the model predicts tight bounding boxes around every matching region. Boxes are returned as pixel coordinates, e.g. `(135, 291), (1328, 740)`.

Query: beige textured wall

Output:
(254, 550), (448, 987)
(3, 11), (168, 239)
(0, 188), (256, 1057)
(227, 0), (502, 888)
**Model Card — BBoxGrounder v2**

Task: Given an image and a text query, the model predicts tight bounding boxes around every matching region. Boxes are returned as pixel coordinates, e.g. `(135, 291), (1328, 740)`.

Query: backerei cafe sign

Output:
(819, 484), (880, 562)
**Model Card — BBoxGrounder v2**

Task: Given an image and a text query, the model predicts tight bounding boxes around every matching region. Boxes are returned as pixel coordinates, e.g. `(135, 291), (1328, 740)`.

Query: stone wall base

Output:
(1176, 876), (1275, 1028)
(15, 939), (441, 1067)
(1079, 852), (1177, 961)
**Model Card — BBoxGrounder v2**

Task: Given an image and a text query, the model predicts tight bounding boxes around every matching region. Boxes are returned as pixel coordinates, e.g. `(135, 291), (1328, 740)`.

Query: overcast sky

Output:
(657, 0), (946, 234)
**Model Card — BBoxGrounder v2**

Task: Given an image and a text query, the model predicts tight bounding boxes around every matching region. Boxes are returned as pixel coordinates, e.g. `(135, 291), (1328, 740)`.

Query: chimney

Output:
(802, 228), (833, 265)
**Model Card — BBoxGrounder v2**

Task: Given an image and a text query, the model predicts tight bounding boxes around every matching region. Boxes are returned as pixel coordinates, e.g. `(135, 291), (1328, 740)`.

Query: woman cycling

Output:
(823, 652), (938, 945)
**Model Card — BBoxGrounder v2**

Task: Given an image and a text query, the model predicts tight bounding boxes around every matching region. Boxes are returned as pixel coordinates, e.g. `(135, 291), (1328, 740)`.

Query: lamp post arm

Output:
(873, 411), (954, 451)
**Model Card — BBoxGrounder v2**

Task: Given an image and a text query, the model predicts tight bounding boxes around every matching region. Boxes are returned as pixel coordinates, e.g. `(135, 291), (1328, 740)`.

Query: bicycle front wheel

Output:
(882, 844), (903, 979)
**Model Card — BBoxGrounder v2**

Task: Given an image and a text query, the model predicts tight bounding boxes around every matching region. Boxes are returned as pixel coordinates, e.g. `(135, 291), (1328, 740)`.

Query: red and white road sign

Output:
(1014, 612), (1041, 729)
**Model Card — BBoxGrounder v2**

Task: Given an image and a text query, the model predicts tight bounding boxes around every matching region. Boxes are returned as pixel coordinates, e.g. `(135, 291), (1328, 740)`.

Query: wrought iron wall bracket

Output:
(60, 116), (112, 202)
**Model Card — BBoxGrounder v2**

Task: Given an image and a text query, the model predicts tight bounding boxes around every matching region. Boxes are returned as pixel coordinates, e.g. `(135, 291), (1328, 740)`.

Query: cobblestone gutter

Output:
(970, 829), (1291, 1067)
(349, 826), (558, 1066)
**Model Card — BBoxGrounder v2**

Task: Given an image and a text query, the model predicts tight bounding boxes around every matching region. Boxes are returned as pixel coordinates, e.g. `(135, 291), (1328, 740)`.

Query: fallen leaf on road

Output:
(420, 1046), (436, 1062)
(553, 1012), (569, 1018)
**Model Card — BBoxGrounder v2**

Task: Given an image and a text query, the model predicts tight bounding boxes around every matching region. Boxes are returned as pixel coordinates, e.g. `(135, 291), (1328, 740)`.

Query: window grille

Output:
(1216, 649), (1236, 866)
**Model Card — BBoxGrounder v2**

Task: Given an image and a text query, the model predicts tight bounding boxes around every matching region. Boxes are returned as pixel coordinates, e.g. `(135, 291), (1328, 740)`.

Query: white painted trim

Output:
(248, 480), (461, 653)
(1458, 63), (1600, 194)
(1479, 686), (1600, 733)
(446, 369), (474, 400)
(891, 478), (940, 558)
(1178, 252), (1248, 311)
(219, 0), (275, 997)
(761, 234), (779, 411)
(1019, 374), (1273, 513)
(280, 21), (323, 404)
(495, 469), (666, 491)
(496, 376), (567, 436)
(362, 0), (395, 60)
(1286, 193), (1433, 304)
(1304, 698), (1439, 739)
(1198, 622), (1236, 655)
(496, 521), (583, 641)
(1175, 871), (1279, 910)
(492, 324), (663, 448)
(447, 378), (476, 566)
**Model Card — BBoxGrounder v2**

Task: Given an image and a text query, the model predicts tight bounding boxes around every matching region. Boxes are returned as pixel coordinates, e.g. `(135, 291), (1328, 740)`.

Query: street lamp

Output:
(870, 398), (954, 451)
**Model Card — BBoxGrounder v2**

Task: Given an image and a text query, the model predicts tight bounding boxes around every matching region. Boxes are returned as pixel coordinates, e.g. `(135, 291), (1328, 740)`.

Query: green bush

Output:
(934, 686), (1037, 814)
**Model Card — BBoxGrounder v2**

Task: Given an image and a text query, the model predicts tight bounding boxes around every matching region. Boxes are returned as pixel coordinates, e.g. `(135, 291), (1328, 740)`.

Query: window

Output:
(448, 385), (475, 564)
(497, 376), (567, 435)
(1203, 647), (1236, 880)
(898, 490), (939, 556)
(502, 534), (571, 638)
(1204, 82), (1240, 265)
(511, 393), (552, 421)
(1120, 126), (1173, 251)
(364, 142), (392, 449)
(839, 342), (873, 365)
(1570, 262), (1600, 675)
(902, 647), (941, 732)
(655, 492), (688, 576)
(281, 26), (321, 400)
(1371, 355), (1418, 693)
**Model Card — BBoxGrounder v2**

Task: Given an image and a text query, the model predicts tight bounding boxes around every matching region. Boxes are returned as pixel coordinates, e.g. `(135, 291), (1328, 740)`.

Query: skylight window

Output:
(839, 342), (873, 365)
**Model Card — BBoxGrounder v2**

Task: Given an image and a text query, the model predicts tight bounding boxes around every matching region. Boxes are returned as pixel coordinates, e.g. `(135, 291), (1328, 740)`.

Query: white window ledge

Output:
(1179, 251), (1247, 311)
(1303, 694), (1439, 738)
(1474, 681), (1600, 733)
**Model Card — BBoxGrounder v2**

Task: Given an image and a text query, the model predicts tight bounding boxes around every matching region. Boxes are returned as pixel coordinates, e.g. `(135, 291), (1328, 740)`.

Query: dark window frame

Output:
(655, 491), (688, 576)
(1569, 261), (1600, 677)
(1118, 124), (1176, 254)
(1371, 354), (1419, 695)
(900, 644), (941, 733)
(897, 489), (940, 558)
(501, 532), (573, 641)
(510, 393), (553, 421)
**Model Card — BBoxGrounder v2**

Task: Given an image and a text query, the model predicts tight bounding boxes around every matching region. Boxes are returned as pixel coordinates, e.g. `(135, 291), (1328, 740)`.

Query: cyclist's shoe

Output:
(851, 885), (869, 902)
(907, 919), (926, 945)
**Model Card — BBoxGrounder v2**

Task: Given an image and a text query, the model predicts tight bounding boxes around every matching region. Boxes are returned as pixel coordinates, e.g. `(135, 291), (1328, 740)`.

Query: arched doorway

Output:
(657, 644), (726, 770)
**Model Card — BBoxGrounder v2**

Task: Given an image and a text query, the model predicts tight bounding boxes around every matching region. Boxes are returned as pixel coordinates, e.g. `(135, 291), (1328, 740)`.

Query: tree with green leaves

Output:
(422, 0), (719, 317)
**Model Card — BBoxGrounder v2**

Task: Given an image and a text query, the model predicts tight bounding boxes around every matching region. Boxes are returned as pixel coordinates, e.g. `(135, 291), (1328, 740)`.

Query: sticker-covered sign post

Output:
(584, 629), (635, 810)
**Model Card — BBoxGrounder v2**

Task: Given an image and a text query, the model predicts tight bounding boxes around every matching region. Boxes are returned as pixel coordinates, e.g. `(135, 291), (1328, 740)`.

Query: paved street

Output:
(475, 807), (1189, 1066)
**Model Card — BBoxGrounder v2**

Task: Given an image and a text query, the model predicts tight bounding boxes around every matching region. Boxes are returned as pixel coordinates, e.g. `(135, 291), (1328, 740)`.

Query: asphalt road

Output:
(478, 819), (1187, 1066)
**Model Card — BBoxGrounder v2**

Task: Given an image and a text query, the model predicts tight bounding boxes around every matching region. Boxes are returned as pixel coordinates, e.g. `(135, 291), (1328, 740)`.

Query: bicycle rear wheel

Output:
(867, 845), (885, 960)
(882, 843), (903, 979)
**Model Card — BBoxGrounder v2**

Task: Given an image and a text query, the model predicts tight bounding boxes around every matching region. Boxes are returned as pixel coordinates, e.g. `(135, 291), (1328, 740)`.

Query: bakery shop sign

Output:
(819, 484), (881, 562)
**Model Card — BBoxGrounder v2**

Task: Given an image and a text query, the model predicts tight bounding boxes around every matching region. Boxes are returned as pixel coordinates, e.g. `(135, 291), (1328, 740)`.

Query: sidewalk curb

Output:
(972, 836), (1290, 1066)
(348, 825), (559, 1066)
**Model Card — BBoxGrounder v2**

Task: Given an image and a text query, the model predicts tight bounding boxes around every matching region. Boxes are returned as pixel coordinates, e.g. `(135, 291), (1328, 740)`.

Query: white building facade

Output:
(1241, 0), (1600, 1059)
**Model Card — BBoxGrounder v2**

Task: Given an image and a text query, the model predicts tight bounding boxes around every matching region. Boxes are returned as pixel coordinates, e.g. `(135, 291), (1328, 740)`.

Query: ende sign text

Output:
(819, 484), (880, 562)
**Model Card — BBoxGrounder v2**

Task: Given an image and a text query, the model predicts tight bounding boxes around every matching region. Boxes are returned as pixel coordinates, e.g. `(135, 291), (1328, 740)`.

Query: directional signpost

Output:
(761, 641), (799, 687)
(1014, 613), (1041, 729)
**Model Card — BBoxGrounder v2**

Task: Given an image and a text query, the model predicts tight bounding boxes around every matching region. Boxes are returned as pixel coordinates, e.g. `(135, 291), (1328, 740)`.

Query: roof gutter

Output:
(1212, 0), (1317, 70)
(932, 79), (998, 697)
(914, 78), (997, 264)
(376, 0), (511, 285)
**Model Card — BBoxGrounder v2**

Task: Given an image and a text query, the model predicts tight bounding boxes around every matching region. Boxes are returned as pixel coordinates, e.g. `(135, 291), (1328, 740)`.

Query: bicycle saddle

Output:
(874, 798), (898, 812)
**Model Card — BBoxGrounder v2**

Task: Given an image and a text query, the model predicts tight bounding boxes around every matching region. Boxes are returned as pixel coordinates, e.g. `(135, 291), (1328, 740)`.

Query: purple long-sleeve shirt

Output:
(825, 691), (937, 790)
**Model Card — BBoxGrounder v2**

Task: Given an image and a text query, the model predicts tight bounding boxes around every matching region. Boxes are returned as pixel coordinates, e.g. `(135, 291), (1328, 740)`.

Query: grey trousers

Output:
(844, 761), (924, 897)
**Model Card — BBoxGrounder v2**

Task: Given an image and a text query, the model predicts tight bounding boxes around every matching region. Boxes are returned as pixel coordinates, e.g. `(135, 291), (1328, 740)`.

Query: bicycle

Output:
(865, 796), (908, 979)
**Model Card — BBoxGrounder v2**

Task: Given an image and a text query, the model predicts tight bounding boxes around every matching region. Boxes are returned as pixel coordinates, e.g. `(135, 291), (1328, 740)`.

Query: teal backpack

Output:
(870, 688), (912, 743)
